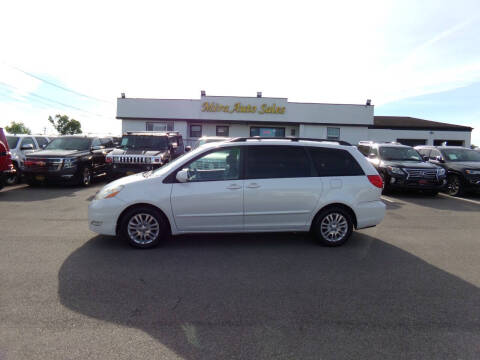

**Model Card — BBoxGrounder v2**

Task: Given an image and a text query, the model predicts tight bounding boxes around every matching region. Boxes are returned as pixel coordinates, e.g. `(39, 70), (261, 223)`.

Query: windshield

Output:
(6, 136), (19, 149)
(120, 135), (168, 150)
(379, 147), (423, 161)
(45, 137), (91, 151)
(442, 148), (480, 162)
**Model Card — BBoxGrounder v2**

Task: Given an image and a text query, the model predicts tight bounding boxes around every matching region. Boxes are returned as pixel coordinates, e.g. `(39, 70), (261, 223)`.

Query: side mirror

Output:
(185, 146), (192, 152)
(21, 144), (34, 151)
(91, 145), (105, 151)
(434, 155), (444, 163)
(171, 143), (178, 149)
(42, 144), (47, 149)
(368, 153), (376, 159)
(176, 169), (189, 183)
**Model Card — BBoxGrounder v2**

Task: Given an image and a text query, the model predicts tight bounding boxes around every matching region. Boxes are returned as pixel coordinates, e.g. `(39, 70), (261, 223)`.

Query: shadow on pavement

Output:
(0, 181), (106, 202)
(58, 233), (480, 359)
(385, 190), (480, 211)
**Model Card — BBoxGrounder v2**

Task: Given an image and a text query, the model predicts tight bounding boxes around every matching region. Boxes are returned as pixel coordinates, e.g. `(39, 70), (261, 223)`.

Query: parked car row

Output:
(0, 128), (16, 190)
(357, 141), (480, 196)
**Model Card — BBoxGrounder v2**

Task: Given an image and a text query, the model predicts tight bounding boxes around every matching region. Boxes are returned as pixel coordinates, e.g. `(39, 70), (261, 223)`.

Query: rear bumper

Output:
(355, 200), (386, 229)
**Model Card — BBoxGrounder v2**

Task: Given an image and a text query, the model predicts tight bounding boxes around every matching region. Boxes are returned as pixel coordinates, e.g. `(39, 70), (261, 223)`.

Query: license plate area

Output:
(35, 175), (45, 181)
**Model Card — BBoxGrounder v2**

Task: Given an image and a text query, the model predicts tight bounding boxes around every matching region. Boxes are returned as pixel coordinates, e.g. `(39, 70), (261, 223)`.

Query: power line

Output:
(2, 62), (114, 104)
(0, 81), (112, 118)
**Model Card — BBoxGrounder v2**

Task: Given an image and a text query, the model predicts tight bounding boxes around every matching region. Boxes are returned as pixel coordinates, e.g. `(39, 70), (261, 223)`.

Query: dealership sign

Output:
(201, 102), (285, 115)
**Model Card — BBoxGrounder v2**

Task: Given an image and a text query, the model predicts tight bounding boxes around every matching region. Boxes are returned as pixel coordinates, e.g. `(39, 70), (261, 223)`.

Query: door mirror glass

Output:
(21, 144), (34, 151)
(184, 145), (192, 152)
(176, 169), (189, 183)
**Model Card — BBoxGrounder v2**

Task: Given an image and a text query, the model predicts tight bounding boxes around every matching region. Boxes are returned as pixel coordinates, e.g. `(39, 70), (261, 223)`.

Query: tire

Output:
(78, 167), (92, 187)
(380, 172), (390, 195)
(119, 207), (167, 249)
(5, 163), (19, 185)
(446, 174), (464, 196)
(312, 206), (354, 247)
(25, 175), (40, 187)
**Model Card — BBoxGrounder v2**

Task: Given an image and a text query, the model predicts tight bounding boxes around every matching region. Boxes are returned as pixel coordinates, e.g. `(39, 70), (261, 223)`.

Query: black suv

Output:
(358, 142), (446, 194)
(106, 132), (186, 178)
(415, 146), (480, 196)
(23, 136), (115, 186)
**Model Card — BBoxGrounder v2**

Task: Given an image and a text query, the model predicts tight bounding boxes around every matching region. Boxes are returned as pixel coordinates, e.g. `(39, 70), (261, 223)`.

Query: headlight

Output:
(94, 185), (124, 200)
(387, 166), (405, 175)
(63, 158), (78, 169)
(465, 169), (480, 175)
(437, 168), (446, 176)
(145, 157), (152, 164)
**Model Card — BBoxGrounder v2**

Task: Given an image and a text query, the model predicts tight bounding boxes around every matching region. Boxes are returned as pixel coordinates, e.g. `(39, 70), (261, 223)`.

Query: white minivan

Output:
(89, 138), (385, 248)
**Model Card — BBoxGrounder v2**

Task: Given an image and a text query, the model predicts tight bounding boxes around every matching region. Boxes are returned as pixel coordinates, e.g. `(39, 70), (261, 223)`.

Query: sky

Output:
(0, 0), (479, 144)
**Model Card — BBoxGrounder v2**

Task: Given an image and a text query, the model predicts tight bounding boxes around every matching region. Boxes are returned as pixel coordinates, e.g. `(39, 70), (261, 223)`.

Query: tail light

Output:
(24, 160), (34, 167)
(367, 175), (383, 189)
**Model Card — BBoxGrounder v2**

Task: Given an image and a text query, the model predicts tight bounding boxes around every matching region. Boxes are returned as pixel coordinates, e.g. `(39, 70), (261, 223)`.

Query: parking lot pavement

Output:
(1, 185), (480, 360)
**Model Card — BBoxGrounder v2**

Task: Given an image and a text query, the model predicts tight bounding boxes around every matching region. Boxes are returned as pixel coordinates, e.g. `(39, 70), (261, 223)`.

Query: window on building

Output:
(250, 127), (285, 137)
(308, 147), (364, 177)
(290, 128), (296, 136)
(216, 126), (229, 137)
(326, 127), (340, 140)
(190, 124), (202, 138)
(396, 139), (427, 147)
(146, 122), (166, 131)
(245, 146), (311, 179)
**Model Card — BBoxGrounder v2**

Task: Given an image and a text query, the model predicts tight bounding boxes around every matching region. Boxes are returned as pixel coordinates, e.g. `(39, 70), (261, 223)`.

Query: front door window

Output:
(185, 148), (241, 182)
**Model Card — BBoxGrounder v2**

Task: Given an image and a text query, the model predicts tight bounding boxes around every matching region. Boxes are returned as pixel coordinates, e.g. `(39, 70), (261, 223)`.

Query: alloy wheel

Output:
(127, 213), (160, 245)
(320, 212), (349, 242)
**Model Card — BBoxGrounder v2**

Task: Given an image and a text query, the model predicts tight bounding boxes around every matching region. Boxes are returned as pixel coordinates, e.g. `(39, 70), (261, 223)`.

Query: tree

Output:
(5, 121), (31, 134)
(48, 114), (82, 135)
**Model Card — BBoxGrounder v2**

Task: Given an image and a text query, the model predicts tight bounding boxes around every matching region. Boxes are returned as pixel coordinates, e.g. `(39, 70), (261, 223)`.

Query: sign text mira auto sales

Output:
(201, 102), (285, 115)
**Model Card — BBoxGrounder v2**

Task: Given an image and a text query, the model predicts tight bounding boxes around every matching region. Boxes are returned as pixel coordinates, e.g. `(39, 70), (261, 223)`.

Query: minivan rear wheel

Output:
(119, 207), (167, 248)
(312, 206), (353, 246)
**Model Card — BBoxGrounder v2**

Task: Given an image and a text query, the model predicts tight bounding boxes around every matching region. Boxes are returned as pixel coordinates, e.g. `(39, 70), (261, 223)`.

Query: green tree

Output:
(5, 121), (31, 134)
(48, 114), (82, 135)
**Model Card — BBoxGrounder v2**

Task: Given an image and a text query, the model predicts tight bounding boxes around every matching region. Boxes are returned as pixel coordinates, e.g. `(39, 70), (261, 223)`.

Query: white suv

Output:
(89, 138), (385, 248)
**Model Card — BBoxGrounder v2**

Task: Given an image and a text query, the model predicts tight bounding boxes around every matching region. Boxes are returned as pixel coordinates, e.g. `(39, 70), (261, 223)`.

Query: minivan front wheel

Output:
(312, 207), (353, 246)
(120, 207), (167, 248)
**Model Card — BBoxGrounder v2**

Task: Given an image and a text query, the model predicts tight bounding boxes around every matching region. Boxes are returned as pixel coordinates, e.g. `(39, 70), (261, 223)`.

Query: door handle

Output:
(247, 183), (260, 189)
(226, 184), (242, 190)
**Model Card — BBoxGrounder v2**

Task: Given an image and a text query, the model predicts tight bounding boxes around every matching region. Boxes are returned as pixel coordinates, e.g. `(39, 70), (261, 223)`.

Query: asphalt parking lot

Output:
(1, 183), (480, 360)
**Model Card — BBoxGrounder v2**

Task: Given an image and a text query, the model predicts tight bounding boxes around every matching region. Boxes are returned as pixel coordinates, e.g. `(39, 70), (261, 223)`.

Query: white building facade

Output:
(117, 94), (472, 147)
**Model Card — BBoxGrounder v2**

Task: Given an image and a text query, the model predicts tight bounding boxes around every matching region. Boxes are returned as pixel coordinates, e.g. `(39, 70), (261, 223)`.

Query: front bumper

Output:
(88, 197), (127, 236)
(111, 164), (162, 177)
(23, 167), (78, 183)
(387, 175), (447, 190)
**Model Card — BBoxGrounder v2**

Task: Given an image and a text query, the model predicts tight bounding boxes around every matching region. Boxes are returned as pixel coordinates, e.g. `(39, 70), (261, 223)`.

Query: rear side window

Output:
(308, 147), (364, 177)
(357, 145), (370, 156)
(246, 146), (311, 179)
(35, 137), (48, 148)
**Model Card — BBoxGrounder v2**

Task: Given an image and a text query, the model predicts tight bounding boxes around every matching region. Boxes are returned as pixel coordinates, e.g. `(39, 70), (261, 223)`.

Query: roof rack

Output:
(358, 141), (401, 145)
(125, 131), (180, 136)
(229, 137), (351, 146)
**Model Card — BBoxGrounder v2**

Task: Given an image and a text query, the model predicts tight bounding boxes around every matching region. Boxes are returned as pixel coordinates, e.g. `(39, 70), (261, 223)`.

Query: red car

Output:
(0, 127), (16, 190)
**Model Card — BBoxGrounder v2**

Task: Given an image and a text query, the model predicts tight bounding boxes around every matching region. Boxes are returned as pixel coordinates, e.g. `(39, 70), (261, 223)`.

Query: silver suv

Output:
(6, 134), (51, 184)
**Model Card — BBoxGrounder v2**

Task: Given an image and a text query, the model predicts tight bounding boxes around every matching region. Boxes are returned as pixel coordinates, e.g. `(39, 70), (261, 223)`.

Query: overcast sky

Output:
(0, 0), (479, 144)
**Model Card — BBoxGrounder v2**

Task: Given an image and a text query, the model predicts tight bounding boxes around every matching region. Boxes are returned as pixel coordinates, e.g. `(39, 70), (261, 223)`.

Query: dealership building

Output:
(117, 92), (472, 147)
